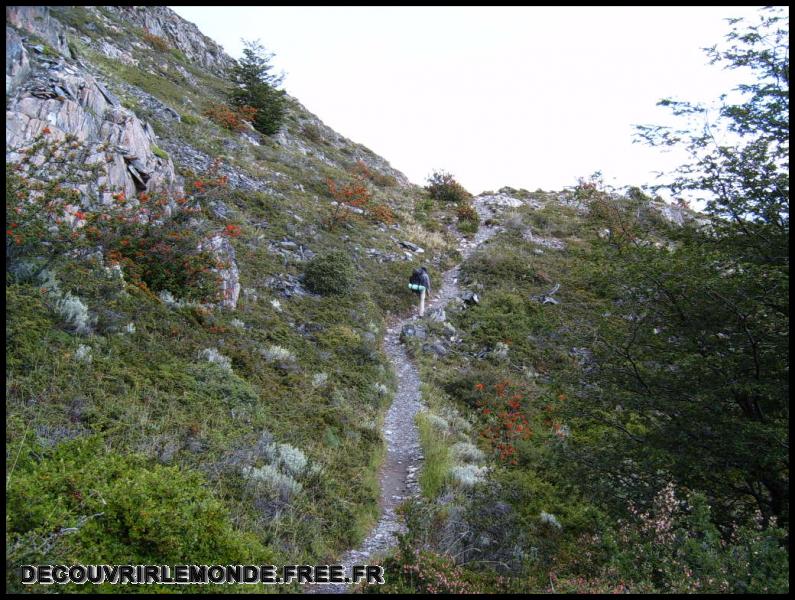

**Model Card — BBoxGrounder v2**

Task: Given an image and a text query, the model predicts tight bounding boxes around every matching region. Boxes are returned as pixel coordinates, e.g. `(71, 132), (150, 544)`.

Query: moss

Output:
(151, 144), (169, 160)
(180, 113), (201, 126)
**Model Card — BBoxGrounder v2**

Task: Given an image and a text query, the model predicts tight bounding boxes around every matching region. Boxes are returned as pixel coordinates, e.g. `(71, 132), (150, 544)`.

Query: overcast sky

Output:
(170, 5), (764, 197)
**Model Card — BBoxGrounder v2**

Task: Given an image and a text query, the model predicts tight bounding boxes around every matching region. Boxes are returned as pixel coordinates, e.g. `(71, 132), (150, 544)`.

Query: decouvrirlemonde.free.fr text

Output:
(21, 564), (385, 585)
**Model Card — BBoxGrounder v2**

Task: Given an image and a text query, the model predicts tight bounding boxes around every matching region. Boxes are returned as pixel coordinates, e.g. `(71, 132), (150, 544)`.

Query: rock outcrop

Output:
(6, 33), (182, 204)
(198, 234), (241, 309)
(100, 6), (235, 77)
(6, 6), (71, 59)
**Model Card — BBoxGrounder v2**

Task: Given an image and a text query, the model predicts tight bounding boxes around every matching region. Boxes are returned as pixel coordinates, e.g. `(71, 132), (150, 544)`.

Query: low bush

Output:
(142, 31), (170, 52)
(303, 251), (356, 296)
(6, 436), (272, 592)
(456, 202), (480, 234)
(425, 170), (471, 203)
(203, 102), (257, 133)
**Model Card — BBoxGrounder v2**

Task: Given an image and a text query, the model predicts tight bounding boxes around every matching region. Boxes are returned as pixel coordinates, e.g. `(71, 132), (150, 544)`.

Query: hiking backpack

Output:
(408, 268), (425, 293)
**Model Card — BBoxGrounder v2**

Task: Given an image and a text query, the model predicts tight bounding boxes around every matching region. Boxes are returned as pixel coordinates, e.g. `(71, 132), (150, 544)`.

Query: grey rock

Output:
(531, 282), (561, 305)
(400, 324), (427, 341)
(476, 192), (524, 208)
(462, 291), (480, 305)
(298, 246), (315, 261)
(97, 39), (137, 66)
(442, 322), (457, 339)
(127, 163), (147, 189)
(399, 240), (424, 253)
(422, 341), (449, 357)
(426, 307), (446, 322)
(210, 200), (231, 220)
(7, 62), (183, 204)
(102, 6), (235, 77)
(198, 234), (241, 309)
(7, 6), (72, 59)
(94, 80), (120, 107)
(6, 28), (31, 94)
(185, 437), (206, 454)
(524, 229), (565, 250)
(570, 347), (594, 367)
(264, 273), (309, 298)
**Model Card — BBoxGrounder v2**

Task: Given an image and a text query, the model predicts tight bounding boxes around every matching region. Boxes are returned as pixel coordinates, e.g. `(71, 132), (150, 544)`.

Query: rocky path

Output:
(309, 197), (499, 594)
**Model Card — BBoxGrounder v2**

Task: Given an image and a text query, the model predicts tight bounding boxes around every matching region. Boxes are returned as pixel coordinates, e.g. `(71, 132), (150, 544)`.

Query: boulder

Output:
(426, 307), (447, 322)
(400, 323), (427, 341)
(422, 341), (449, 357)
(6, 6), (72, 59)
(462, 291), (480, 305)
(7, 64), (183, 205)
(399, 240), (425, 253)
(198, 234), (240, 309)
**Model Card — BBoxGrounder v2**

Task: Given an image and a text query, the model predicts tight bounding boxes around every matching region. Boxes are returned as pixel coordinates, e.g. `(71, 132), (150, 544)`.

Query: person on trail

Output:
(408, 266), (431, 316)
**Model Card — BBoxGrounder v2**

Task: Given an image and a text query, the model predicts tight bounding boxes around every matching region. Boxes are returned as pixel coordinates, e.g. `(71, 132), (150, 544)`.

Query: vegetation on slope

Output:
(5, 5), (461, 593)
(371, 7), (788, 594)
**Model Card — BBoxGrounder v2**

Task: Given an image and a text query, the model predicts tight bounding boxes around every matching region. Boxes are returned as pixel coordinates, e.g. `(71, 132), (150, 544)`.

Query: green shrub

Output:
(425, 170), (471, 203)
(416, 412), (452, 499)
(6, 436), (272, 592)
(457, 201), (480, 234)
(180, 113), (201, 126)
(303, 251), (356, 296)
(301, 123), (323, 143)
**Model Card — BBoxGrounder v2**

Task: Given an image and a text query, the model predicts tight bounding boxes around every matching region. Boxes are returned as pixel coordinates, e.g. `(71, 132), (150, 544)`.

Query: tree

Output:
(560, 7), (788, 531)
(635, 7), (788, 264)
(230, 39), (287, 136)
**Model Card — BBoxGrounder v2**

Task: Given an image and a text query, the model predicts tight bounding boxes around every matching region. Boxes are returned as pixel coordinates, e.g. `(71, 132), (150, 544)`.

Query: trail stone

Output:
(400, 324), (426, 341)
(423, 341), (449, 357)
(462, 291), (480, 305)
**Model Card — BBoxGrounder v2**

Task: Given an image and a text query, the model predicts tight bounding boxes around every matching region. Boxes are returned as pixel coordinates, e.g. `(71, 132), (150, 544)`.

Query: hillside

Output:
(6, 5), (461, 592)
(6, 5), (788, 594)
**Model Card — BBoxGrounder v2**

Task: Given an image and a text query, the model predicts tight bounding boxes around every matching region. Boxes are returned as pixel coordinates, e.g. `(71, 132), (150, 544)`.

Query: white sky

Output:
(170, 5), (764, 197)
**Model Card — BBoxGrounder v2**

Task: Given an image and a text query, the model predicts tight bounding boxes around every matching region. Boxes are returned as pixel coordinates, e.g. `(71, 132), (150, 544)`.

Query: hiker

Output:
(408, 266), (431, 316)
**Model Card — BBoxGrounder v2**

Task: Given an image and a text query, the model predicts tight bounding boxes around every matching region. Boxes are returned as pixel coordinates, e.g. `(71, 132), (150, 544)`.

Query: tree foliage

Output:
(560, 7), (788, 532)
(229, 39), (287, 136)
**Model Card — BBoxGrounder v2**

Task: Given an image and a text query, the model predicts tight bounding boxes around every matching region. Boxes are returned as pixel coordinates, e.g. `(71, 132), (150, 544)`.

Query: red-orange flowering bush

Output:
(475, 380), (533, 465)
(203, 103), (258, 132)
(325, 175), (372, 229)
(7, 133), (221, 302)
(143, 31), (170, 52)
(368, 203), (395, 225)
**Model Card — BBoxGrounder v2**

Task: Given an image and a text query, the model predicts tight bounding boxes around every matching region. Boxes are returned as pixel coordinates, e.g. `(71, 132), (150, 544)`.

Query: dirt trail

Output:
(309, 198), (499, 593)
